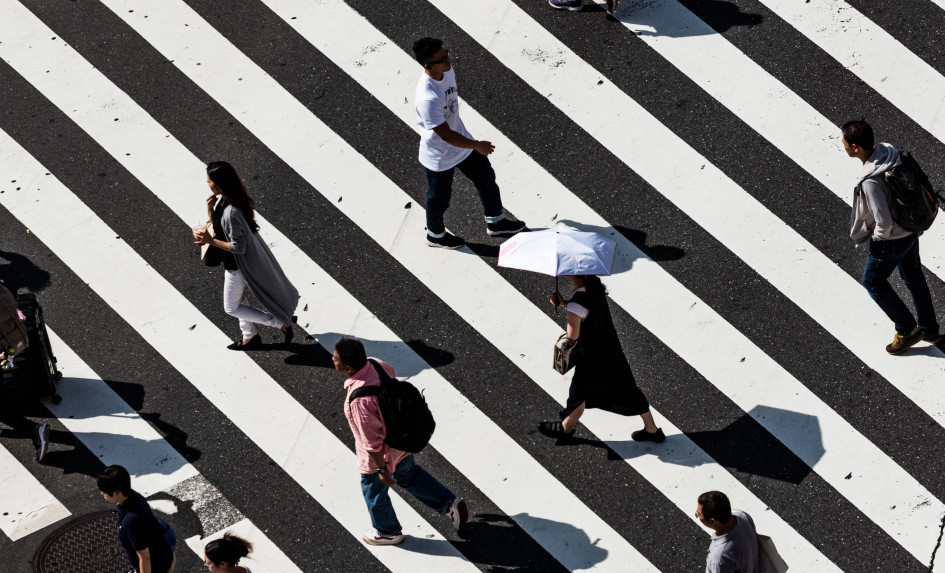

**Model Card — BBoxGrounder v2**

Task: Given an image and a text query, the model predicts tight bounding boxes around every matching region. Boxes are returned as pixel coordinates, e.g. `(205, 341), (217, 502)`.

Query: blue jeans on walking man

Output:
(862, 234), (939, 336)
(360, 454), (454, 535)
(425, 150), (505, 238)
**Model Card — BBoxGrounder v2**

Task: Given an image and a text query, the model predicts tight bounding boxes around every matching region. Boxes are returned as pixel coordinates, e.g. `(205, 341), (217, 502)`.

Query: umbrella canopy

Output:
(497, 228), (617, 277)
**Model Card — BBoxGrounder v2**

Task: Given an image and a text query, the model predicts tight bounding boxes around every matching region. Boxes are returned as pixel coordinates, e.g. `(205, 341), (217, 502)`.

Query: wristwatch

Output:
(377, 465), (388, 475)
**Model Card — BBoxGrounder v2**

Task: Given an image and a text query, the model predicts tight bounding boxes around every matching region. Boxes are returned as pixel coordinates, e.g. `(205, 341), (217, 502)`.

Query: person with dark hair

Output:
(696, 491), (760, 573)
(842, 120), (940, 353)
(332, 337), (467, 545)
(194, 161), (299, 350)
(204, 533), (253, 572)
(98, 465), (175, 573)
(412, 37), (527, 249)
(538, 275), (664, 442)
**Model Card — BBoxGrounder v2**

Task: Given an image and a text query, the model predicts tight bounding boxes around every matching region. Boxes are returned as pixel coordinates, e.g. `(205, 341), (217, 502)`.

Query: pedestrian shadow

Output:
(310, 332), (455, 377)
(552, 220), (686, 274)
(613, 0), (763, 35)
(681, 408), (822, 484)
(0, 249), (52, 293)
(444, 512), (569, 572)
(549, 406), (823, 484)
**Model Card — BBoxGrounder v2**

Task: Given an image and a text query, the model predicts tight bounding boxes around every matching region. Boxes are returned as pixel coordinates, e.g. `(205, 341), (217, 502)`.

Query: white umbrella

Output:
(497, 228), (617, 277)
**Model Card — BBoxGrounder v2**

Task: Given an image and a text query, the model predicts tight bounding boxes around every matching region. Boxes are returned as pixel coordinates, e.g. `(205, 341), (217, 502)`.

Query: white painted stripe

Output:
(0, 444), (70, 541)
(41, 329), (298, 565)
(42, 328), (200, 496)
(63, 0), (844, 568)
(423, 0), (945, 561)
(0, 5), (652, 570)
(250, 1), (923, 568)
(752, 0), (945, 150)
(185, 518), (302, 573)
(0, 132), (472, 570)
(610, 0), (945, 340)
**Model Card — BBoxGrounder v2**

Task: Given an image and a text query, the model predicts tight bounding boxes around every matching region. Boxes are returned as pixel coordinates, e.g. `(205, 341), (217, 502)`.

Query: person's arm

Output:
(566, 311), (582, 340)
(351, 398), (394, 485)
(431, 122), (494, 156)
(368, 450), (395, 486)
(862, 179), (896, 240)
(136, 547), (152, 573)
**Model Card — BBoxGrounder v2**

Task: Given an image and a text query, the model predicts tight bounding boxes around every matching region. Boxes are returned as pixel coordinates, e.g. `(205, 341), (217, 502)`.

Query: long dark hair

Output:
(207, 161), (259, 233)
(205, 532), (253, 566)
(580, 275), (608, 296)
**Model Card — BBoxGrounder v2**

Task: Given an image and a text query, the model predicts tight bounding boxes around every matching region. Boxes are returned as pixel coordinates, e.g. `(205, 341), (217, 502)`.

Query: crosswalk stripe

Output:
(260, 0), (943, 565)
(94, 0), (945, 565)
(39, 327), (301, 566)
(185, 518), (303, 573)
(754, 0), (945, 149)
(3, 0), (944, 570)
(0, 123), (476, 571)
(71, 0), (920, 568)
(42, 327), (200, 496)
(0, 443), (70, 541)
(0, 4), (660, 569)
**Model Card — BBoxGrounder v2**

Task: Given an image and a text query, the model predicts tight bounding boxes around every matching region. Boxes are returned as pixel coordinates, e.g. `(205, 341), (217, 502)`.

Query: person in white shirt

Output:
(412, 37), (527, 249)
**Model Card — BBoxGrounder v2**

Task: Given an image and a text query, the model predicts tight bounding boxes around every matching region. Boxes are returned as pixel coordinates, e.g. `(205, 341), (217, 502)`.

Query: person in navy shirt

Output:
(98, 465), (175, 573)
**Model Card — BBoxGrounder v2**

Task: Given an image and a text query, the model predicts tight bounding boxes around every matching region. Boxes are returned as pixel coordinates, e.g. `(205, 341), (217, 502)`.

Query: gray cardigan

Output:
(221, 205), (299, 327)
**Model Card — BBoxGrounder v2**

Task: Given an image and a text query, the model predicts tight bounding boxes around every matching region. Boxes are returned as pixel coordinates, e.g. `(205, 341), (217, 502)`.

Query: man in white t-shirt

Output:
(697, 491), (761, 573)
(412, 37), (527, 249)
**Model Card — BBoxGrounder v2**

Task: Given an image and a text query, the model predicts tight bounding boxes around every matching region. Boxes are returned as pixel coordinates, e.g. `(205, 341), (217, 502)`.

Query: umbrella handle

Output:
(555, 275), (560, 317)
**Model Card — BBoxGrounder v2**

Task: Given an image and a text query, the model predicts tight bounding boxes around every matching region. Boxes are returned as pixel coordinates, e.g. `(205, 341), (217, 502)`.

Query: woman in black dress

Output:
(538, 275), (665, 442)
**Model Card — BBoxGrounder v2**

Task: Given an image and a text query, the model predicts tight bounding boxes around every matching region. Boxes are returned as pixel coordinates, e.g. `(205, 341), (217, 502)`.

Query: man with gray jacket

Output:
(843, 120), (940, 354)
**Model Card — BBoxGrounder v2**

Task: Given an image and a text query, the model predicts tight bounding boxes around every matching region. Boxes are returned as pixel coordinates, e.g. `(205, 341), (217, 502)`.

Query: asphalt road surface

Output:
(2, 0), (945, 571)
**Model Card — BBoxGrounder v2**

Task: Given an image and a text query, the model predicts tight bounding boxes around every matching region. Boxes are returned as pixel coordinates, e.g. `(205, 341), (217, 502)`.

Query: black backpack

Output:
(348, 359), (435, 453)
(883, 151), (944, 232)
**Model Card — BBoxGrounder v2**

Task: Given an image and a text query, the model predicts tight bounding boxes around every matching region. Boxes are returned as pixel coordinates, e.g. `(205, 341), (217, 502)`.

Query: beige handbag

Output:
(553, 333), (579, 374)
(199, 221), (217, 262)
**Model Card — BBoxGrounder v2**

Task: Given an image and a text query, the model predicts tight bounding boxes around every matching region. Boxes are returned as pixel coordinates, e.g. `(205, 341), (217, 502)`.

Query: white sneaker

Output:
(448, 497), (468, 531)
(362, 528), (405, 546)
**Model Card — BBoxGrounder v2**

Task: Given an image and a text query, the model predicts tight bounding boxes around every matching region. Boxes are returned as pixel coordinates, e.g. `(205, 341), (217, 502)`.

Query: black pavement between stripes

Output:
(1, 0), (943, 571)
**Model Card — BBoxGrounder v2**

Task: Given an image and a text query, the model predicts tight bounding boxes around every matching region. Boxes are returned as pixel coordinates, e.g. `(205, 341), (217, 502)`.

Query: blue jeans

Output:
(862, 234), (939, 336)
(360, 454), (454, 535)
(425, 151), (504, 237)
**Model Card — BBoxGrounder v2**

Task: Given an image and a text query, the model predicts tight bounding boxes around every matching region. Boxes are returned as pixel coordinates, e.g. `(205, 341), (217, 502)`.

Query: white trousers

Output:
(223, 269), (282, 339)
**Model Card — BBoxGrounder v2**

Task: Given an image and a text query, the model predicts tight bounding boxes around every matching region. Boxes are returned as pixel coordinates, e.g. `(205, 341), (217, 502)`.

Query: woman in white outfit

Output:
(194, 161), (299, 350)
(204, 533), (253, 573)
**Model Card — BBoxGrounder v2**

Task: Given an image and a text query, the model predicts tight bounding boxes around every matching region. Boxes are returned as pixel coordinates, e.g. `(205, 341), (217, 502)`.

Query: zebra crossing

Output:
(1, 0), (944, 571)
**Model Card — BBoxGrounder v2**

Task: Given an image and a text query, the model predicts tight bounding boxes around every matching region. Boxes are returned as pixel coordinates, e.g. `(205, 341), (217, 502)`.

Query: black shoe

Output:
(227, 334), (262, 351)
(282, 324), (294, 344)
(537, 421), (574, 439)
(886, 327), (923, 355)
(631, 427), (666, 443)
(922, 331), (942, 345)
(34, 423), (50, 462)
(486, 218), (527, 236)
(426, 232), (466, 250)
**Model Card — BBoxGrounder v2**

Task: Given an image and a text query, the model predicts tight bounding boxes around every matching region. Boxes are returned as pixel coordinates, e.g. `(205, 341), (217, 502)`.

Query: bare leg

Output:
(562, 402), (586, 433)
(640, 410), (658, 433)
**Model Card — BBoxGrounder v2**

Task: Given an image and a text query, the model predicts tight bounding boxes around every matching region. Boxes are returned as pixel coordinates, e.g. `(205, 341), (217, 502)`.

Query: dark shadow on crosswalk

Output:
(621, 0), (764, 35)
(0, 249), (52, 294)
(451, 512), (596, 572)
(546, 407), (823, 484)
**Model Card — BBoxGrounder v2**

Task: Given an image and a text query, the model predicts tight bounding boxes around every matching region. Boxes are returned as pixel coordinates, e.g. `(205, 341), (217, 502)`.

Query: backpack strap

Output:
(348, 385), (380, 403)
(368, 358), (393, 383)
(347, 359), (392, 403)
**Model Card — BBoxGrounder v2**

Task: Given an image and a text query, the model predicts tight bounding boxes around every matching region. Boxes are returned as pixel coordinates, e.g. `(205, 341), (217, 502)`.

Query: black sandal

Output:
(227, 334), (262, 351)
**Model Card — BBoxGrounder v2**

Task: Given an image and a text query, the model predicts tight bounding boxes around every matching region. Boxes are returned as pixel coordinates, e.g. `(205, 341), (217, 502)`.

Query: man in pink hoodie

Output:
(843, 120), (940, 354)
